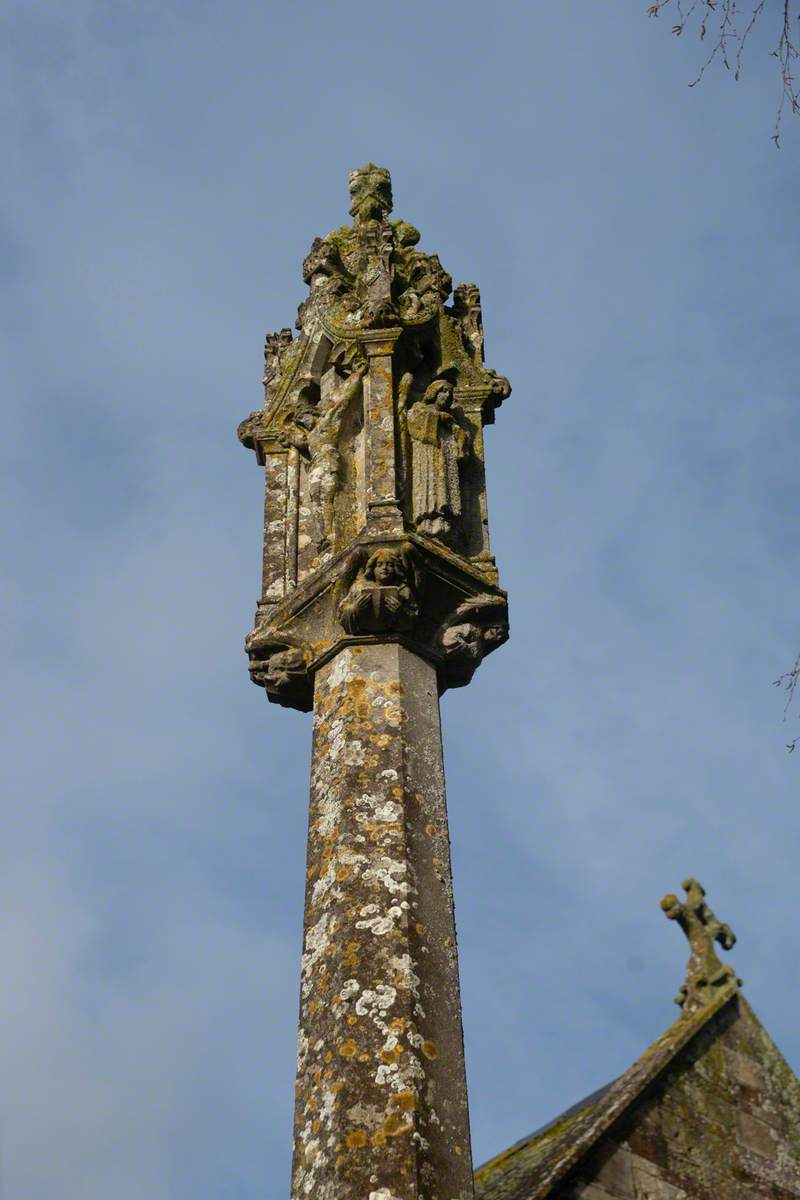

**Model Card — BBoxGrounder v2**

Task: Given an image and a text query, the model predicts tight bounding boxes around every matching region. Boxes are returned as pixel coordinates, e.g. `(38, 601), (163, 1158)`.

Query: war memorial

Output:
(238, 166), (800, 1200)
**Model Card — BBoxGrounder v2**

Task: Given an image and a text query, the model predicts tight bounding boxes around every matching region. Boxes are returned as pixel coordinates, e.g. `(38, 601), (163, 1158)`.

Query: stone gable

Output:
(476, 996), (800, 1200)
(561, 997), (800, 1198)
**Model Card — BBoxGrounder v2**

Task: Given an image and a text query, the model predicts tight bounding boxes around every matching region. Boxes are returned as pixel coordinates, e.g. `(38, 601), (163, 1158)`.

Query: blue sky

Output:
(2, 2), (799, 1197)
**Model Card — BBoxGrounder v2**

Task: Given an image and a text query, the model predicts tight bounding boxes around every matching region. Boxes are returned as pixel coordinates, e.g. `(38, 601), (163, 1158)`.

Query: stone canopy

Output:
(238, 163), (510, 711)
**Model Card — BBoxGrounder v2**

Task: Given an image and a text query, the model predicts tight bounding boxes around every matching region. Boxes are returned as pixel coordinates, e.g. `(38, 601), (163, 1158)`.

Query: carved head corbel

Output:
(437, 594), (509, 690)
(245, 628), (314, 713)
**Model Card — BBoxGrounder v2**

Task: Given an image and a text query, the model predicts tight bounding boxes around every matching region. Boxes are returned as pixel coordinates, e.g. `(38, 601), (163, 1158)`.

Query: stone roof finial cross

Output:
(661, 878), (742, 1013)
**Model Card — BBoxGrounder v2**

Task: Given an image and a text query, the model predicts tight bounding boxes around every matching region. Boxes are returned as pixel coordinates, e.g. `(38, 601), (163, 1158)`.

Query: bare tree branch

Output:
(773, 654), (800, 751)
(647, 1), (800, 143)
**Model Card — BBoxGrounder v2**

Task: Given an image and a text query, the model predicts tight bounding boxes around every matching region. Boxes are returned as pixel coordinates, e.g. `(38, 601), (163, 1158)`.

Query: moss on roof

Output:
(474, 987), (738, 1200)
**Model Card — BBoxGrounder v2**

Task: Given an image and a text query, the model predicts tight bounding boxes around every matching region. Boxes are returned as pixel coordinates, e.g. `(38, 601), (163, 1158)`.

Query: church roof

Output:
(474, 987), (736, 1200)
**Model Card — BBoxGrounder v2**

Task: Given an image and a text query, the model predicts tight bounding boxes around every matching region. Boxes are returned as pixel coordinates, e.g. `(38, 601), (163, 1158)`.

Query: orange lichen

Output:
(345, 1130), (368, 1150)
(383, 1113), (413, 1137)
(422, 1040), (439, 1059)
(339, 1040), (357, 1057)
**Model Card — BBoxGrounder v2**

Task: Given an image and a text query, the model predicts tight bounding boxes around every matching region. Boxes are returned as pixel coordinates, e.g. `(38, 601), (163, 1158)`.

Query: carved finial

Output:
(348, 163), (393, 222)
(661, 878), (742, 1012)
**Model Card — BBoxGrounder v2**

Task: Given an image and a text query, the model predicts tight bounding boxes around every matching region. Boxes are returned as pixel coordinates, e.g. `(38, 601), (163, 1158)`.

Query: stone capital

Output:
(245, 527), (508, 710)
(358, 327), (403, 355)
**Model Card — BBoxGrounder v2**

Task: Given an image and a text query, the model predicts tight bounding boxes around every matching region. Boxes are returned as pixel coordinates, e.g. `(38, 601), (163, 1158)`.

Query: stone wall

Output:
(560, 998), (800, 1200)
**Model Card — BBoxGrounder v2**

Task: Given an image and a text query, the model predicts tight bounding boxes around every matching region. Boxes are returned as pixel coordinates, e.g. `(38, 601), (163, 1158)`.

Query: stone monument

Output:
(239, 164), (511, 1200)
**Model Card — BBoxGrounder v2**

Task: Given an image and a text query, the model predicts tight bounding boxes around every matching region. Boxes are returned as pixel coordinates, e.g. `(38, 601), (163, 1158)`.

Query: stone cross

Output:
(238, 165), (511, 1200)
(661, 878), (741, 1013)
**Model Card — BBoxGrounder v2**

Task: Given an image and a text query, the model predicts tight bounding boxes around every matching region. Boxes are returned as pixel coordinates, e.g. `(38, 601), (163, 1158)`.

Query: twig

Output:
(648, 0), (800, 142)
(773, 652), (800, 751)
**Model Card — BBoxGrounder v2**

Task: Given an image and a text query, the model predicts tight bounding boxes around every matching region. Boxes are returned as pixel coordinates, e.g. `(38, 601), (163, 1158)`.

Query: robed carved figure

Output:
(337, 542), (423, 634)
(280, 359), (367, 553)
(402, 371), (471, 539)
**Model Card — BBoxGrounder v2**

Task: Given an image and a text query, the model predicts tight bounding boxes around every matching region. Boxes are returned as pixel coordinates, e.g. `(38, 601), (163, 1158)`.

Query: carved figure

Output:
(245, 631), (313, 712)
(437, 594), (509, 688)
(487, 368), (512, 405)
(282, 362), (366, 552)
(263, 328), (294, 399)
(661, 878), (741, 1012)
(403, 373), (470, 539)
(394, 220), (421, 249)
(302, 237), (346, 287)
(396, 252), (448, 319)
(356, 218), (395, 324)
(348, 162), (393, 223)
(451, 284), (484, 364)
(338, 544), (422, 635)
(263, 648), (310, 707)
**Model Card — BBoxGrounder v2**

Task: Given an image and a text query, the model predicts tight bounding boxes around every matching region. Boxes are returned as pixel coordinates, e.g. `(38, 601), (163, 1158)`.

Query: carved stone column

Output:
(238, 165), (512, 1200)
(362, 329), (404, 537)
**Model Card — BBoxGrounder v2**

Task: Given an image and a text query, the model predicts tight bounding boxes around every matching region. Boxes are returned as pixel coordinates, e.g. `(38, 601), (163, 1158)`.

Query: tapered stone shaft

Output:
(291, 644), (474, 1200)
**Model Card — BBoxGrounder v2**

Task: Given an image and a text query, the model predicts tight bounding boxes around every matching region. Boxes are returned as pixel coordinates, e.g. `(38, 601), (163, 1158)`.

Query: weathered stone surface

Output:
(475, 994), (800, 1200)
(593, 1147), (634, 1196)
(238, 164), (510, 712)
(604, 998), (800, 1198)
(239, 166), (510, 1200)
(660, 879), (741, 1013)
(292, 644), (473, 1200)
